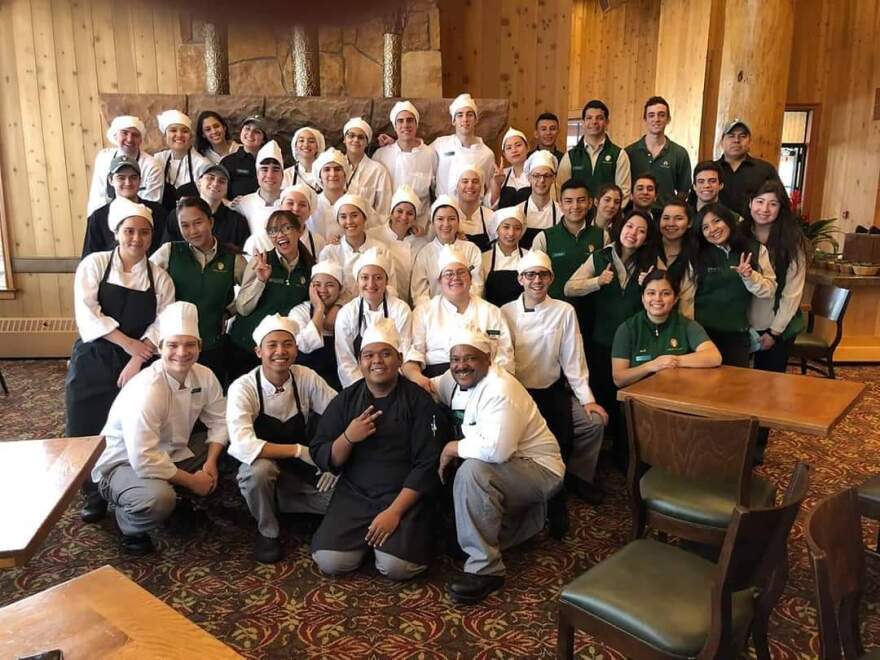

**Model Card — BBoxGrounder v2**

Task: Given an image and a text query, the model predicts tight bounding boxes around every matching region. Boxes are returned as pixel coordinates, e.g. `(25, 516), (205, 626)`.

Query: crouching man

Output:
(434, 326), (565, 604)
(88, 301), (228, 555)
(311, 318), (442, 580)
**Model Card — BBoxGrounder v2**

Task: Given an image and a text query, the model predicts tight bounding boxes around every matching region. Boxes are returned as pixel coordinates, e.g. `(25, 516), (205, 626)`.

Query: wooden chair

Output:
(857, 475), (880, 557)
(805, 488), (880, 660)
(625, 398), (776, 546)
(0, 367), (6, 396)
(790, 284), (852, 379)
(557, 463), (809, 660)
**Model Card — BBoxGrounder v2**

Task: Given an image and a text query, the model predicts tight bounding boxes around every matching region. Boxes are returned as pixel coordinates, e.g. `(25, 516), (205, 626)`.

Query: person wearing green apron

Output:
(611, 269), (721, 388)
(693, 202), (776, 367)
(229, 210), (314, 380)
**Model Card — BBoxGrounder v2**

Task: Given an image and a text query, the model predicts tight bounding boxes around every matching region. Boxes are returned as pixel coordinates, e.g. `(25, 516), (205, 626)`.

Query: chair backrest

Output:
(811, 284), (851, 323)
(625, 398), (758, 487)
(806, 488), (867, 660)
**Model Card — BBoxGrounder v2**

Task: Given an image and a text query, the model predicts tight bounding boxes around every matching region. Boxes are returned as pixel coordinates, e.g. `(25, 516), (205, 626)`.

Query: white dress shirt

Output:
(431, 134), (496, 197)
(406, 295), (514, 373)
(749, 252), (806, 334)
(153, 148), (211, 189)
(501, 295), (595, 404)
(87, 148), (163, 215)
(347, 155), (393, 218)
(366, 223), (427, 306)
(318, 237), (398, 301)
(432, 366), (564, 478)
(74, 249), (175, 346)
(204, 141), (241, 165)
(481, 245), (528, 281)
(410, 238), (485, 307)
(557, 137), (632, 206)
(288, 300), (330, 354)
(334, 295), (413, 387)
(227, 365), (337, 465)
(92, 361), (227, 481)
(372, 140), (436, 227)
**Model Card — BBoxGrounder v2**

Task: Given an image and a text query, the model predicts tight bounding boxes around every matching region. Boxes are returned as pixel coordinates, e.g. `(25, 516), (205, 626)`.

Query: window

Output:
(567, 118), (583, 150)
(779, 109), (813, 211)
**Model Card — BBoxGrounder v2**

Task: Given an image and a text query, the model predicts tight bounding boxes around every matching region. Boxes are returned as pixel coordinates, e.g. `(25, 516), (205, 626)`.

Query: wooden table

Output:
(0, 565), (242, 659)
(617, 366), (865, 436)
(0, 436), (105, 568)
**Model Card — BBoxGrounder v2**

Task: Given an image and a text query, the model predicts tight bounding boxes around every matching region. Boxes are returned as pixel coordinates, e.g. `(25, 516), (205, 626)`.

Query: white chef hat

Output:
(106, 115), (146, 145)
(280, 183), (317, 214)
(436, 244), (469, 276)
(390, 184), (420, 213)
(257, 140), (284, 167)
(524, 149), (558, 175)
(252, 313), (300, 347)
(313, 147), (352, 182)
(292, 126), (326, 156)
(333, 193), (373, 222)
(343, 117), (373, 143)
(491, 204), (525, 230)
(449, 323), (493, 356)
(360, 317), (401, 353)
(450, 158), (485, 189)
(157, 110), (192, 134)
(353, 247), (391, 280)
(158, 301), (200, 342)
(390, 100), (420, 126)
(108, 197), (153, 233)
(430, 195), (462, 223)
(516, 249), (553, 275)
(310, 260), (344, 285)
(501, 127), (528, 150)
(449, 93), (478, 119)
(245, 231), (275, 256)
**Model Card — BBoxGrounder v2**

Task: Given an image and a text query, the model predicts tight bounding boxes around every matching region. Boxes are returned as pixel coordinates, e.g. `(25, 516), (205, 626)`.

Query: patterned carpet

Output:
(0, 358), (878, 659)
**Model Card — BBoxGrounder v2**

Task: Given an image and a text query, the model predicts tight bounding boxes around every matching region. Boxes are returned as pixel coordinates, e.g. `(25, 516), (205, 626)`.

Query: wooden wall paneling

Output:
(110, 3), (138, 94)
(153, 6), (179, 95)
(70, 0), (105, 194)
(498, 0), (517, 117)
(552, 0), (572, 142)
(91, 0), (119, 96)
(567, 0), (585, 118)
(131, 4), (159, 94)
(698, 0), (724, 159)
(517, 0), (539, 133)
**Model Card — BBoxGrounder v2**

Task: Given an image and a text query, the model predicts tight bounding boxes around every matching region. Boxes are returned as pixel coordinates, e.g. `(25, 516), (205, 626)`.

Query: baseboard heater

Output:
(0, 318), (77, 358)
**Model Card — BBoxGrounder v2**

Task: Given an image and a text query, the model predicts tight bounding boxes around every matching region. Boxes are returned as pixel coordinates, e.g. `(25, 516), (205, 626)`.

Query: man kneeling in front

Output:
(434, 326), (565, 604)
(310, 318), (442, 580)
(88, 301), (228, 555)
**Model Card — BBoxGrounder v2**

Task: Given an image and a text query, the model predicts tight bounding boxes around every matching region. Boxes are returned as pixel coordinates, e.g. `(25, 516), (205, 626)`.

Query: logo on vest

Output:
(587, 244), (595, 253)
(670, 338), (679, 349)
(661, 160), (670, 168)
(216, 262), (225, 271)
(300, 276), (307, 285)
(604, 155), (612, 162)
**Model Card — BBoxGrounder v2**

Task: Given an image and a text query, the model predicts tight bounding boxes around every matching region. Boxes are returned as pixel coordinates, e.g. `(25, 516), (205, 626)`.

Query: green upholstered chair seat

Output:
(792, 332), (829, 354)
(561, 539), (755, 657)
(858, 475), (880, 507)
(641, 468), (777, 528)
(862, 648), (880, 660)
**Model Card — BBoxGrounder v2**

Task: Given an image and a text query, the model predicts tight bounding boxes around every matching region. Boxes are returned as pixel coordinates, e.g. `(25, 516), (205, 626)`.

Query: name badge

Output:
(191, 387), (202, 393)
(487, 329), (501, 337)
(444, 151), (455, 157)
(634, 354), (652, 363)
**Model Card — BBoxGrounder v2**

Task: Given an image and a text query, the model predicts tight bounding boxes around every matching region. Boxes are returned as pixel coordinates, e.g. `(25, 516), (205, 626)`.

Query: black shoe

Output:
(567, 476), (605, 505)
(548, 493), (569, 540)
(121, 533), (155, 556)
(165, 498), (201, 537)
(447, 572), (504, 604)
(254, 533), (283, 564)
(80, 489), (108, 523)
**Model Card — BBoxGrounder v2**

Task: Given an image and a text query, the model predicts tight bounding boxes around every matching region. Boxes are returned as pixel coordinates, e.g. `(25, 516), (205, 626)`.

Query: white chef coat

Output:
(227, 365), (337, 465)
(153, 148), (212, 190)
(372, 140), (436, 227)
(204, 141), (242, 165)
(488, 166), (530, 208)
(236, 190), (280, 236)
(282, 162), (321, 192)
(431, 134), (495, 197)
(432, 366), (565, 478)
(410, 238), (485, 307)
(87, 148), (163, 215)
(92, 361), (227, 481)
(74, 249), (176, 346)
(308, 194), (340, 242)
(501, 294), (595, 405)
(459, 205), (496, 241)
(366, 223), (427, 306)
(481, 245), (528, 281)
(334, 294), (413, 387)
(318, 237), (398, 301)
(406, 294), (514, 373)
(347, 155), (393, 218)
(522, 197), (563, 233)
(288, 300), (331, 354)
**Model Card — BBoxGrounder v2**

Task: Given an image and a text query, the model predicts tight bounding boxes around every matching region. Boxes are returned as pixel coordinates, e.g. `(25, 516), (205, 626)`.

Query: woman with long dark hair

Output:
(195, 111), (241, 164)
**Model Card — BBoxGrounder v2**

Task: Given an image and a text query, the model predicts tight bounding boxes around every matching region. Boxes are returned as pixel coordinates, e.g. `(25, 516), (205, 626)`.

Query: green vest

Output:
(567, 138), (621, 196)
(167, 242), (236, 351)
(694, 242), (760, 334)
(621, 310), (701, 366)
(543, 222), (605, 300)
(591, 246), (643, 347)
(229, 251), (310, 350)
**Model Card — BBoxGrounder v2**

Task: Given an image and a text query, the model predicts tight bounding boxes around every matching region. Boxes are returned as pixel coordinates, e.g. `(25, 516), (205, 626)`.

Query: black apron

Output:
(497, 170), (530, 209)
(463, 208), (491, 253)
(484, 245), (524, 307)
(64, 253), (157, 437)
(423, 362), (449, 378)
(161, 152), (198, 213)
(295, 305), (341, 391)
(521, 198), (558, 249)
(290, 162), (322, 194)
(253, 368), (319, 485)
(528, 377), (573, 462)
(352, 296), (390, 359)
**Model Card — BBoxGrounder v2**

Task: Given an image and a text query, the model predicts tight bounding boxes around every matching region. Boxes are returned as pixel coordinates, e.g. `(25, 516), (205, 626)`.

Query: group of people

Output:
(64, 92), (805, 604)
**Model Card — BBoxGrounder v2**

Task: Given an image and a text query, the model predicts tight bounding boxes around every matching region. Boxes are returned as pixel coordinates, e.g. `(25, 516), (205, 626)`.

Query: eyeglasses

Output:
(521, 270), (552, 281)
(267, 225), (298, 236)
(440, 268), (470, 280)
(345, 132), (368, 141)
(529, 173), (555, 181)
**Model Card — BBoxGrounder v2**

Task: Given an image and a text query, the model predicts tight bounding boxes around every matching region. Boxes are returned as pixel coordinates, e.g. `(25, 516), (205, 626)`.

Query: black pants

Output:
(528, 379), (573, 462)
(706, 329), (751, 368)
(586, 340), (626, 467)
(752, 332), (796, 461)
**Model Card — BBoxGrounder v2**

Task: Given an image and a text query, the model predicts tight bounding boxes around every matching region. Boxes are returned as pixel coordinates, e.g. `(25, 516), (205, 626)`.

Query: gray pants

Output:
(569, 397), (604, 482)
(237, 458), (331, 538)
(312, 549), (427, 581)
(453, 457), (562, 576)
(98, 450), (207, 536)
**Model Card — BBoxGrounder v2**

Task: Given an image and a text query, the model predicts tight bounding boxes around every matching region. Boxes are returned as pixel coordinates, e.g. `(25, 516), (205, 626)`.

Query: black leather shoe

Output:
(80, 489), (108, 523)
(254, 533), (283, 564)
(121, 533), (155, 556)
(567, 475), (605, 505)
(548, 493), (570, 540)
(446, 572), (504, 604)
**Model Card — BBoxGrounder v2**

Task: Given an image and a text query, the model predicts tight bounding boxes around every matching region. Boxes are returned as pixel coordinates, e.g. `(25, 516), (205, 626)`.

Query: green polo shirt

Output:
(625, 136), (692, 204)
(612, 309), (711, 367)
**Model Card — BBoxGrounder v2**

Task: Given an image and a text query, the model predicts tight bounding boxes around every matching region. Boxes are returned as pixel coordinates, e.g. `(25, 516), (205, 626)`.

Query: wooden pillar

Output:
(203, 22), (229, 95)
(291, 26), (320, 96)
(708, 0), (795, 161)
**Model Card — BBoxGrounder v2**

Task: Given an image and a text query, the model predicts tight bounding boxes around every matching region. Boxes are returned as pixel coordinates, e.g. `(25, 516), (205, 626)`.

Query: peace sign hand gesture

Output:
(732, 252), (753, 279)
(344, 405), (383, 444)
(254, 252), (272, 283)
